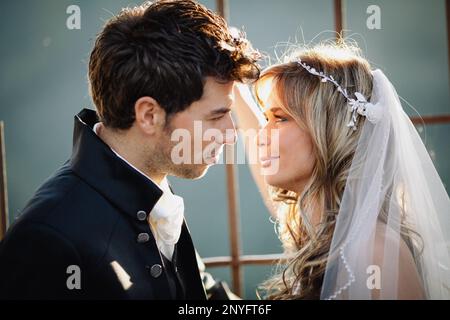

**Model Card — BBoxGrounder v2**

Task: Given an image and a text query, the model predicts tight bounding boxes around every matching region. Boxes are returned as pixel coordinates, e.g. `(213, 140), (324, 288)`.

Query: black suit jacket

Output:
(0, 109), (207, 300)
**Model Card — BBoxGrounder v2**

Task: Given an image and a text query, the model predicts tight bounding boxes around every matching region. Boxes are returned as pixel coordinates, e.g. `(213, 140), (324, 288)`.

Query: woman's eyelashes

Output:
(274, 114), (288, 123)
(264, 111), (288, 123)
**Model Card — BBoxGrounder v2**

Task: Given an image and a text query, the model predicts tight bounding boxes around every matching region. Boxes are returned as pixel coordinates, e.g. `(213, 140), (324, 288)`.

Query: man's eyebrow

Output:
(209, 107), (232, 116)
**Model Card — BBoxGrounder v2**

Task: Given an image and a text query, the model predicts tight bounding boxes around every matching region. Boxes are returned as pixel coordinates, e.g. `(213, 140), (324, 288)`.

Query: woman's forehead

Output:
(261, 92), (287, 114)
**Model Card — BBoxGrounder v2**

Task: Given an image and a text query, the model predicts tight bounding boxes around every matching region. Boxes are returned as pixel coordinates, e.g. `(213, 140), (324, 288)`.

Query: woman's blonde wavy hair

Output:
(255, 42), (423, 299)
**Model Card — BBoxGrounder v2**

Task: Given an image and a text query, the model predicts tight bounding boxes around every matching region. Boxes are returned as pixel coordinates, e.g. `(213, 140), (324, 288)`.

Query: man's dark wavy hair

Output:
(89, 0), (260, 129)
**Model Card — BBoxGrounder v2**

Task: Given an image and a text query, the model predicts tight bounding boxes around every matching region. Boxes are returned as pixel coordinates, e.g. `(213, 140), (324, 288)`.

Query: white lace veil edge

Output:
(320, 70), (450, 300)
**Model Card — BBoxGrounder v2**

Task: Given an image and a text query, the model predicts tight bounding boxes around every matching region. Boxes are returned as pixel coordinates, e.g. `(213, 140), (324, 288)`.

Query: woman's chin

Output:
(264, 174), (286, 190)
(264, 175), (303, 194)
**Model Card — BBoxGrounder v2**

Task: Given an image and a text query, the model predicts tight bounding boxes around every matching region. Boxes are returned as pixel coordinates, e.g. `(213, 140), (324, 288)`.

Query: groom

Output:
(0, 0), (259, 299)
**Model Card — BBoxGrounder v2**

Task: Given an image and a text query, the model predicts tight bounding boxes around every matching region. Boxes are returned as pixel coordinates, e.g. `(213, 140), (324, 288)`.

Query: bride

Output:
(233, 42), (450, 299)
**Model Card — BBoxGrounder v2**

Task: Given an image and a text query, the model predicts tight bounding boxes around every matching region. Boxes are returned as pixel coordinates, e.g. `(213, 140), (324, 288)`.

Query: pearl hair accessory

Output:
(296, 58), (382, 130)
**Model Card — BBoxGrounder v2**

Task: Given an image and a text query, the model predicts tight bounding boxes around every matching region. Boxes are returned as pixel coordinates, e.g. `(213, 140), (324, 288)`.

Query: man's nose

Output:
(222, 113), (237, 145)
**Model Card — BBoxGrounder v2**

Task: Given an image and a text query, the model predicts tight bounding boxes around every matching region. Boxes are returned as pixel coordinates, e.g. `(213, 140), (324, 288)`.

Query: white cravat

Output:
(93, 122), (184, 260)
(148, 178), (184, 260)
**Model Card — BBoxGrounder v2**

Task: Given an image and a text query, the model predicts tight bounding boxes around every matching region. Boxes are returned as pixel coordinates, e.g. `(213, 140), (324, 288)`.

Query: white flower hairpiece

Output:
(296, 58), (382, 130)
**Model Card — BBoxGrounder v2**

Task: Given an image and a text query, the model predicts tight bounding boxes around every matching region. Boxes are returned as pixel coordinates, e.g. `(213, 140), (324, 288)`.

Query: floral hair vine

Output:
(296, 58), (382, 130)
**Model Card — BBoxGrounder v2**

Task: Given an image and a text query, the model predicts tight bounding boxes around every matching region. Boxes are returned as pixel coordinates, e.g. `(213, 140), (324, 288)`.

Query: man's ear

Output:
(134, 96), (166, 134)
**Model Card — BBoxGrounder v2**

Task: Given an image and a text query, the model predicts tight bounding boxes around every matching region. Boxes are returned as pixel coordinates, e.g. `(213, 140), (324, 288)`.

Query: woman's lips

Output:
(259, 156), (280, 168)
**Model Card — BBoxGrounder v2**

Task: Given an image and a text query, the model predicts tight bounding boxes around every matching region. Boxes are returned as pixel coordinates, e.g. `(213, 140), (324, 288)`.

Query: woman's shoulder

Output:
(372, 222), (425, 299)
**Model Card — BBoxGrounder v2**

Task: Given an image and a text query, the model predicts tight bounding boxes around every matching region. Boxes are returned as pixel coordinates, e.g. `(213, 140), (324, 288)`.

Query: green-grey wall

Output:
(0, 0), (448, 299)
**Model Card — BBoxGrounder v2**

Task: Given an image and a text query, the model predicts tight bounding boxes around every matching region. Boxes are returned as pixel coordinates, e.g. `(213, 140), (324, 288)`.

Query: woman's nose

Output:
(257, 124), (271, 147)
